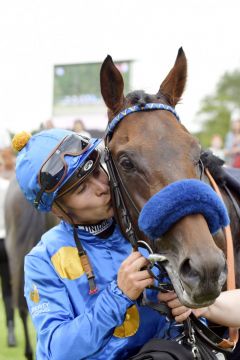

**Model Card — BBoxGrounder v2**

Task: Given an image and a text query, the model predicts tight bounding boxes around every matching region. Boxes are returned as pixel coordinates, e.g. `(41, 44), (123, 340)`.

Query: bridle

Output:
(104, 103), (212, 283)
(103, 102), (238, 354)
(104, 103), (181, 295)
(104, 147), (139, 250)
(104, 103), (180, 252)
(105, 138), (176, 293)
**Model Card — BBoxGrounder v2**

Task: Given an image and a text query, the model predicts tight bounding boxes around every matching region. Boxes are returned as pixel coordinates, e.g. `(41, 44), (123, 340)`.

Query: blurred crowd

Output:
(209, 110), (240, 168)
(0, 129), (16, 347)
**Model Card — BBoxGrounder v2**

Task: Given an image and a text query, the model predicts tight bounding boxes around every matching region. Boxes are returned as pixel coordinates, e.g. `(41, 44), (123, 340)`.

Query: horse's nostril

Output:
(180, 258), (199, 281)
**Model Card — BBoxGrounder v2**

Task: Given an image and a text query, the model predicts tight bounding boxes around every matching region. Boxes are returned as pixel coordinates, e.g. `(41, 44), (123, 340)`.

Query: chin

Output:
(108, 207), (114, 218)
(103, 207), (114, 220)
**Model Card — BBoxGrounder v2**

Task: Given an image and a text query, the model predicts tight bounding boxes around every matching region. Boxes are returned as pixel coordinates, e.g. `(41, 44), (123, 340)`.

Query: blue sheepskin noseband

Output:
(138, 179), (230, 240)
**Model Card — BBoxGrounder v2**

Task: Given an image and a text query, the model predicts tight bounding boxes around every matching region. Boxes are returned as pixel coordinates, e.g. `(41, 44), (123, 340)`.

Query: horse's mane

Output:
(201, 150), (240, 194)
(200, 151), (225, 185)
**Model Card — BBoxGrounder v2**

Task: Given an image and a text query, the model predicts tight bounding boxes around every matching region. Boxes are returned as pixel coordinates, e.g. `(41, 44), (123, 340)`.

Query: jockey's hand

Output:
(117, 251), (154, 300)
(158, 292), (209, 323)
(158, 292), (192, 322)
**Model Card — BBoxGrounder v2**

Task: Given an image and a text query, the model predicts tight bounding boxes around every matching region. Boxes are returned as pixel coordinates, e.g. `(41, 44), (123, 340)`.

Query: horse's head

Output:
(100, 48), (227, 308)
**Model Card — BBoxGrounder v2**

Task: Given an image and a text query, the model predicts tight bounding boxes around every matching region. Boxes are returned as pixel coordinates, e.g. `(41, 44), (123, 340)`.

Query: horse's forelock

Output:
(126, 90), (167, 107)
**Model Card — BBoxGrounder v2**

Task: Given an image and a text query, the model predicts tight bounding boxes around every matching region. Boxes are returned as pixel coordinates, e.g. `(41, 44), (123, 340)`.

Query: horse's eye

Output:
(119, 157), (135, 171)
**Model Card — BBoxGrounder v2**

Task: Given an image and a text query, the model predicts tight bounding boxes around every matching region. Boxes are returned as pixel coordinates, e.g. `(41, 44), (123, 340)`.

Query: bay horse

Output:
(100, 48), (240, 311)
(4, 176), (58, 360)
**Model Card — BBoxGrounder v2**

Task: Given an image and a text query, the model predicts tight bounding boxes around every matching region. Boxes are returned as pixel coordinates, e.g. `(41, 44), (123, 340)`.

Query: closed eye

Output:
(75, 182), (86, 194)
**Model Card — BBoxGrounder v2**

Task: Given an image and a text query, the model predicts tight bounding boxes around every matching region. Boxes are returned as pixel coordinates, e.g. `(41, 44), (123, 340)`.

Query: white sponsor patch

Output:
(31, 302), (49, 318)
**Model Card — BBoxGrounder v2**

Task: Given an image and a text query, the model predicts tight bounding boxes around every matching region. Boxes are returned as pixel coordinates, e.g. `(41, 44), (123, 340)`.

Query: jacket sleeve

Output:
(24, 253), (134, 360)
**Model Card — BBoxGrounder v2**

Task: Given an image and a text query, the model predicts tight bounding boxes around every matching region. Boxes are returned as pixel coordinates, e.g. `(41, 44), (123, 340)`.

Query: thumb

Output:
(192, 307), (208, 318)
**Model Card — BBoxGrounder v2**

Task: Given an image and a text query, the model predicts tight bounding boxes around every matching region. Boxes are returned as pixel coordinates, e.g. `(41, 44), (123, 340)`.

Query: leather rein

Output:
(104, 103), (238, 352)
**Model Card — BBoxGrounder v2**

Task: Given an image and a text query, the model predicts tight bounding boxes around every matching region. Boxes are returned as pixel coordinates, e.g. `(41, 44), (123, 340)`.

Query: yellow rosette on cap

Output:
(12, 131), (32, 152)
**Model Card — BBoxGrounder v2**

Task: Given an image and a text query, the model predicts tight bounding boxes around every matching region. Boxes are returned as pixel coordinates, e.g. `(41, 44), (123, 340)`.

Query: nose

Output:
(179, 248), (227, 302)
(89, 171), (110, 196)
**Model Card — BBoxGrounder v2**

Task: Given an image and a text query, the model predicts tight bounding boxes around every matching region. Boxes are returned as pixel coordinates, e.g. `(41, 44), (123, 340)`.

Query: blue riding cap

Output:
(15, 128), (101, 212)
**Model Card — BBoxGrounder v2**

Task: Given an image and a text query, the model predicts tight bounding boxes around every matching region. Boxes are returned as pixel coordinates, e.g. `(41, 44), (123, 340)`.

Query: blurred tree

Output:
(195, 69), (240, 148)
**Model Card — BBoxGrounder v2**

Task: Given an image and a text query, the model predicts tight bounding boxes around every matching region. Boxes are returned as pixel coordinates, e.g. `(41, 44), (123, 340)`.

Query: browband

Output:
(106, 103), (180, 135)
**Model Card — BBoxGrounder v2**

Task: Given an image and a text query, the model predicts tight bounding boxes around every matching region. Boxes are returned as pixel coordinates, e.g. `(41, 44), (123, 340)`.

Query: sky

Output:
(0, 0), (240, 140)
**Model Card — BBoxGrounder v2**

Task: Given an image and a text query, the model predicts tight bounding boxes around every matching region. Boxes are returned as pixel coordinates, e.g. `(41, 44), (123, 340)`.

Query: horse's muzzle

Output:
(178, 250), (227, 306)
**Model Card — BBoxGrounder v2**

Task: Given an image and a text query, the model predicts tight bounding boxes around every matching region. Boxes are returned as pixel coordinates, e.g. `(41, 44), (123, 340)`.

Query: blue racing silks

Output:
(24, 222), (182, 360)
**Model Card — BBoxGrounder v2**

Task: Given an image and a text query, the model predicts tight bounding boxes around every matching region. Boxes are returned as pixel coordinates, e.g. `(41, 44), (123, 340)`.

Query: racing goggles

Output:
(34, 134), (100, 208)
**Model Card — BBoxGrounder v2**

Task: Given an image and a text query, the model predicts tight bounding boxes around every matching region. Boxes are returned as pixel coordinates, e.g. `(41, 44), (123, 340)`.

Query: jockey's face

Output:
(55, 166), (114, 225)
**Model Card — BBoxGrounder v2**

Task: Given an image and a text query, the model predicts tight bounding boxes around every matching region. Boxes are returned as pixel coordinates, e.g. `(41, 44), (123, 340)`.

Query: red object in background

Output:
(232, 155), (240, 168)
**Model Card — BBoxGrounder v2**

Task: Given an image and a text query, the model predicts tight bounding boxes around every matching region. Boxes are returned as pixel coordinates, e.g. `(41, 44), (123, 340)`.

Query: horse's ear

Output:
(158, 47), (187, 107)
(100, 55), (125, 115)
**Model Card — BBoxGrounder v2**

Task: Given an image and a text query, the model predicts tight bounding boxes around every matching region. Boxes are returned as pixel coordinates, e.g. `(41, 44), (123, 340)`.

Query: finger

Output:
(138, 277), (155, 289)
(172, 305), (189, 317)
(121, 252), (142, 267)
(167, 298), (184, 309)
(158, 292), (177, 302)
(130, 256), (150, 272)
(175, 309), (192, 323)
(134, 269), (154, 281)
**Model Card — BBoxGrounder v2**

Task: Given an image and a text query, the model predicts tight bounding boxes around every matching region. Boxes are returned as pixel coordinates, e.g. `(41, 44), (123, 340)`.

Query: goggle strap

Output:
(73, 227), (98, 295)
(34, 182), (48, 209)
(56, 150), (100, 199)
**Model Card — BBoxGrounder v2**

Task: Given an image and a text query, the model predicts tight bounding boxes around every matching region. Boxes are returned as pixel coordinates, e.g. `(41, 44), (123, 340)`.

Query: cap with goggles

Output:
(13, 128), (102, 295)
(13, 128), (102, 212)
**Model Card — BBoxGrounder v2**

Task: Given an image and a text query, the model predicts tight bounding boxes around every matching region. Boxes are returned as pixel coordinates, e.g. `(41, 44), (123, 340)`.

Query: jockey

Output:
(12, 128), (181, 360)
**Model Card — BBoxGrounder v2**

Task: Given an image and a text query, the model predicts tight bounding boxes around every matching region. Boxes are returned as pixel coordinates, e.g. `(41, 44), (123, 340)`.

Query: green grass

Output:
(0, 297), (36, 360)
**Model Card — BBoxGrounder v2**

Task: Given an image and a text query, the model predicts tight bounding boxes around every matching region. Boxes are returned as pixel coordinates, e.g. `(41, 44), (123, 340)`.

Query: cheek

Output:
(99, 169), (110, 184)
(66, 193), (89, 211)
